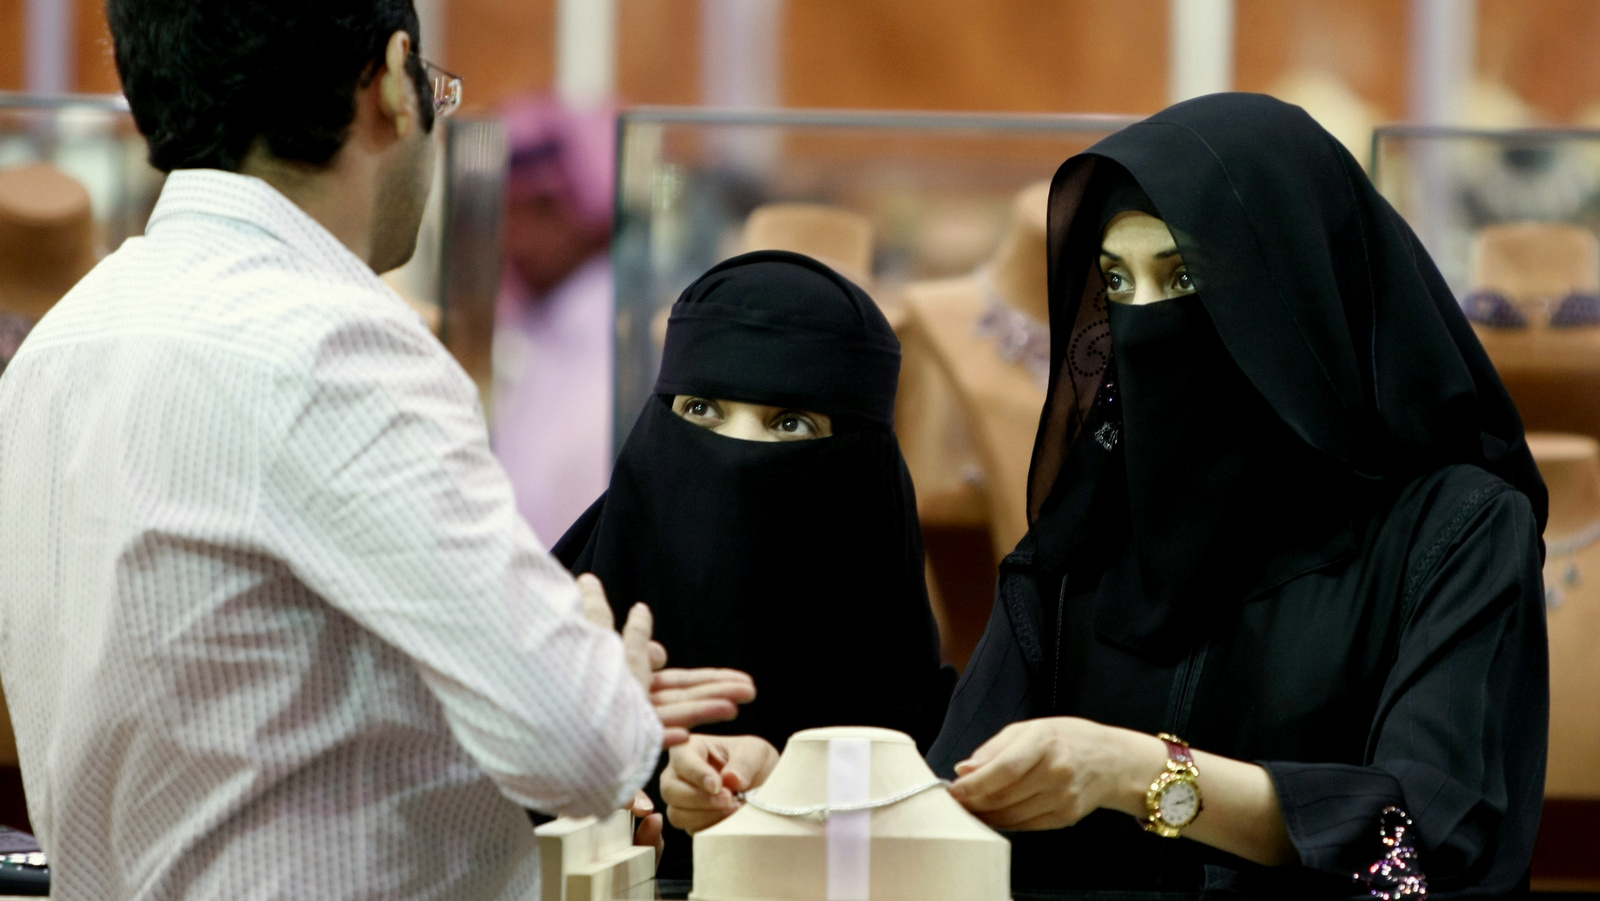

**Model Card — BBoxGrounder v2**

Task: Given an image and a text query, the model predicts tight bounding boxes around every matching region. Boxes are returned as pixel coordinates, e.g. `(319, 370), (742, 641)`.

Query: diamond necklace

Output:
(1542, 516), (1600, 609)
(972, 266), (1050, 392)
(736, 778), (952, 822)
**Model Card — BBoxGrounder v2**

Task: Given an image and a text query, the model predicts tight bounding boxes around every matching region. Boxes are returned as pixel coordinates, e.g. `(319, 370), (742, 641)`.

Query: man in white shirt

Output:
(0, 2), (751, 898)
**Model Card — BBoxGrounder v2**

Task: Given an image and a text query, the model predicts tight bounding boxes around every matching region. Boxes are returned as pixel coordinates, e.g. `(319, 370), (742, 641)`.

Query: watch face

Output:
(1159, 780), (1200, 827)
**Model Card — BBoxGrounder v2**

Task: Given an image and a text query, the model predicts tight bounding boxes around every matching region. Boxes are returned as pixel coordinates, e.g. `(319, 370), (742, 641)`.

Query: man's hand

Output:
(661, 734), (780, 833)
(578, 574), (757, 747)
(948, 717), (1157, 831)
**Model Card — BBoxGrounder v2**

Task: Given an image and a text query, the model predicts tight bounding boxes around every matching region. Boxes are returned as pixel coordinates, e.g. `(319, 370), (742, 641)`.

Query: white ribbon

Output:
(826, 738), (872, 901)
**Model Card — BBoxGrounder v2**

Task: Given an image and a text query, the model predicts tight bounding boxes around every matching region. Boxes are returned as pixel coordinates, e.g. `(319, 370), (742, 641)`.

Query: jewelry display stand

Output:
(1468, 223), (1600, 442)
(691, 727), (1009, 901)
(741, 203), (876, 293)
(535, 810), (655, 901)
(650, 203), (882, 349)
(896, 181), (1050, 562)
(1529, 432), (1600, 798)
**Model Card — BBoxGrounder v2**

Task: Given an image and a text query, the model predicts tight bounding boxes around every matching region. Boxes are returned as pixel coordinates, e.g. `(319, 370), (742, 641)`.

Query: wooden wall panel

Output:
(781, 0), (1169, 115)
(446, 0), (557, 113)
(616, 0), (701, 106)
(75, 0), (119, 94)
(1233, 0), (1409, 120)
(1479, 0), (1600, 122)
(0, 0), (24, 91)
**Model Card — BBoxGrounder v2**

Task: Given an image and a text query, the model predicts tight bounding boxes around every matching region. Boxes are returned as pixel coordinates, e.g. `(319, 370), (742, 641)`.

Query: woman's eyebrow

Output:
(1100, 249), (1121, 262)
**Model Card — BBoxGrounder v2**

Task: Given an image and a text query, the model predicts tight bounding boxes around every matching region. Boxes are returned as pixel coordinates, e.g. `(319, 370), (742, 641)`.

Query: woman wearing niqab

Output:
(922, 94), (1549, 898)
(554, 250), (954, 879)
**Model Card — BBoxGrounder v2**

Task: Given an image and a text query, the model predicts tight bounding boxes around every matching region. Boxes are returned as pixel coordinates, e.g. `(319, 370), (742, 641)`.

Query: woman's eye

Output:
(682, 398), (719, 420)
(772, 414), (817, 438)
(1174, 270), (1194, 293)
(1105, 271), (1125, 291)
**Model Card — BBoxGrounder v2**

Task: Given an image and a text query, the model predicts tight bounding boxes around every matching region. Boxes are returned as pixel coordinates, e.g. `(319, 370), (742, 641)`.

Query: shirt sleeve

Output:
(258, 308), (661, 817)
(1262, 482), (1548, 895)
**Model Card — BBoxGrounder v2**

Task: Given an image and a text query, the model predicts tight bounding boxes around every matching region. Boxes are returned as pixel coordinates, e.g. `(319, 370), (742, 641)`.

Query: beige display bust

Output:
(1529, 433), (1600, 798)
(896, 181), (1049, 560)
(651, 202), (884, 348)
(1469, 223), (1600, 441)
(0, 162), (96, 321)
(742, 203), (875, 292)
(691, 727), (1009, 901)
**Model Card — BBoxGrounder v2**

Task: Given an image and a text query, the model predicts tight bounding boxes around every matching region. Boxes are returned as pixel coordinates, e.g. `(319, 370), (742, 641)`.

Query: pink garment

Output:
(491, 254), (613, 545)
(500, 97), (615, 232)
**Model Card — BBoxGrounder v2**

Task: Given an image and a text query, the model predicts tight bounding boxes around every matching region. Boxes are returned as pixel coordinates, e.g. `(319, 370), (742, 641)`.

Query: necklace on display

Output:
(972, 266), (1051, 392)
(736, 779), (952, 822)
(1542, 517), (1600, 609)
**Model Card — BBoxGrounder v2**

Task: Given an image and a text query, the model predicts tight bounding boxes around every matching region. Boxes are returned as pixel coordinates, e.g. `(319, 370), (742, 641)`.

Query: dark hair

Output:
(107, 0), (433, 173)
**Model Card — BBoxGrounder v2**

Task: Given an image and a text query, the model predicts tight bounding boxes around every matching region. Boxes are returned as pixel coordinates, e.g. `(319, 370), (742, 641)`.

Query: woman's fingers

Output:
(717, 735), (781, 794)
(971, 787), (1074, 830)
(950, 727), (1049, 810)
(954, 721), (1025, 776)
(664, 739), (726, 798)
(648, 640), (668, 672)
(662, 740), (743, 833)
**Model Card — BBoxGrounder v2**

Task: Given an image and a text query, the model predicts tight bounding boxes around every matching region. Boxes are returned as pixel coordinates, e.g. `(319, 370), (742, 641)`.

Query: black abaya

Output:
(554, 250), (954, 880)
(930, 94), (1548, 899)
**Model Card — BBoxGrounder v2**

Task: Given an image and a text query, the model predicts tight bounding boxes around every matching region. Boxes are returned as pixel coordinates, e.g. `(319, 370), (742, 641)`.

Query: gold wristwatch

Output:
(1143, 732), (1203, 838)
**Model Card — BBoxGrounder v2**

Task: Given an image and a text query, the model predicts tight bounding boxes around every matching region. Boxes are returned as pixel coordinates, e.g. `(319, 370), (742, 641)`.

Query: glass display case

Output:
(1371, 124), (1600, 296)
(612, 107), (1135, 443)
(1373, 124), (1600, 440)
(0, 93), (507, 392)
(0, 92), (164, 256)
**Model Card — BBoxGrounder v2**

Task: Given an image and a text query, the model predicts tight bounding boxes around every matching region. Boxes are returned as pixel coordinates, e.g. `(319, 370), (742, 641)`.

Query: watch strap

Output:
(1157, 732), (1194, 769)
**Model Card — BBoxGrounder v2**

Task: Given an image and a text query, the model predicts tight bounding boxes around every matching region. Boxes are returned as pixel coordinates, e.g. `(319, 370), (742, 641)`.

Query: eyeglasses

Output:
(420, 58), (463, 119)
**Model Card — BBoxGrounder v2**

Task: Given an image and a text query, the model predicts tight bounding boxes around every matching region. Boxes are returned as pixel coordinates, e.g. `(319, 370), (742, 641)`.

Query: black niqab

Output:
(554, 251), (953, 877)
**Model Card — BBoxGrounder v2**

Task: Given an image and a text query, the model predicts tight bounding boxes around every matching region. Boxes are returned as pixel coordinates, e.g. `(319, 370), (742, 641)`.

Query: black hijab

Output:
(553, 250), (952, 753)
(1025, 93), (1548, 657)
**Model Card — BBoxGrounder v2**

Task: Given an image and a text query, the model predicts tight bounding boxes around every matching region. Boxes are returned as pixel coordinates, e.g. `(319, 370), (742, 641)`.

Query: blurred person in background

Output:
(493, 97), (618, 544)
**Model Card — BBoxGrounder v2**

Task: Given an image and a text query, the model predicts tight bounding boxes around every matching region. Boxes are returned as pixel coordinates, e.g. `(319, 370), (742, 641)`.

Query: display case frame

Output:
(1371, 123), (1600, 296)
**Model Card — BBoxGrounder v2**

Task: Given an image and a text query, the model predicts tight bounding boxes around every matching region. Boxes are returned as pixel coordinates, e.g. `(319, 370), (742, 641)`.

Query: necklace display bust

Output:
(1469, 223), (1600, 443)
(896, 181), (1050, 562)
(1529, 432), (1600, 797)
(691, 727), (1009, 901)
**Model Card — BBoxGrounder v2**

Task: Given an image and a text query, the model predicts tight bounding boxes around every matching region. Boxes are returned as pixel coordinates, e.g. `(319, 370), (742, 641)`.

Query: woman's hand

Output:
(950, 717), (1164, 831)
(951, 717), (1297, 867)
(661, 734), (781, 833)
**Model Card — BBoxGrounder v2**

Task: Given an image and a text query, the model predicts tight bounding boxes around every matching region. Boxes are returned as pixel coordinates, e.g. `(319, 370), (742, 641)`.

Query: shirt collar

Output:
(146, 169), (383, 289)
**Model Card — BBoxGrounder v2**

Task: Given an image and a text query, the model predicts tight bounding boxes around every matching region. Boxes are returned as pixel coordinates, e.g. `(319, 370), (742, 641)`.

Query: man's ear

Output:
(378, 30), (420, 140)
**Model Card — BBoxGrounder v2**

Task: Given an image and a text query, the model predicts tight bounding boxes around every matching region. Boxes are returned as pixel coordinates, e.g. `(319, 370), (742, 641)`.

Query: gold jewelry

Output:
(1143, 732), (1203, 838)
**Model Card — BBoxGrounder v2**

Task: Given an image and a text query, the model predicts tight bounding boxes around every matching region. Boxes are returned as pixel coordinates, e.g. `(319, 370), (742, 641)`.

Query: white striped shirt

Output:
(0, 169), (660, 900)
